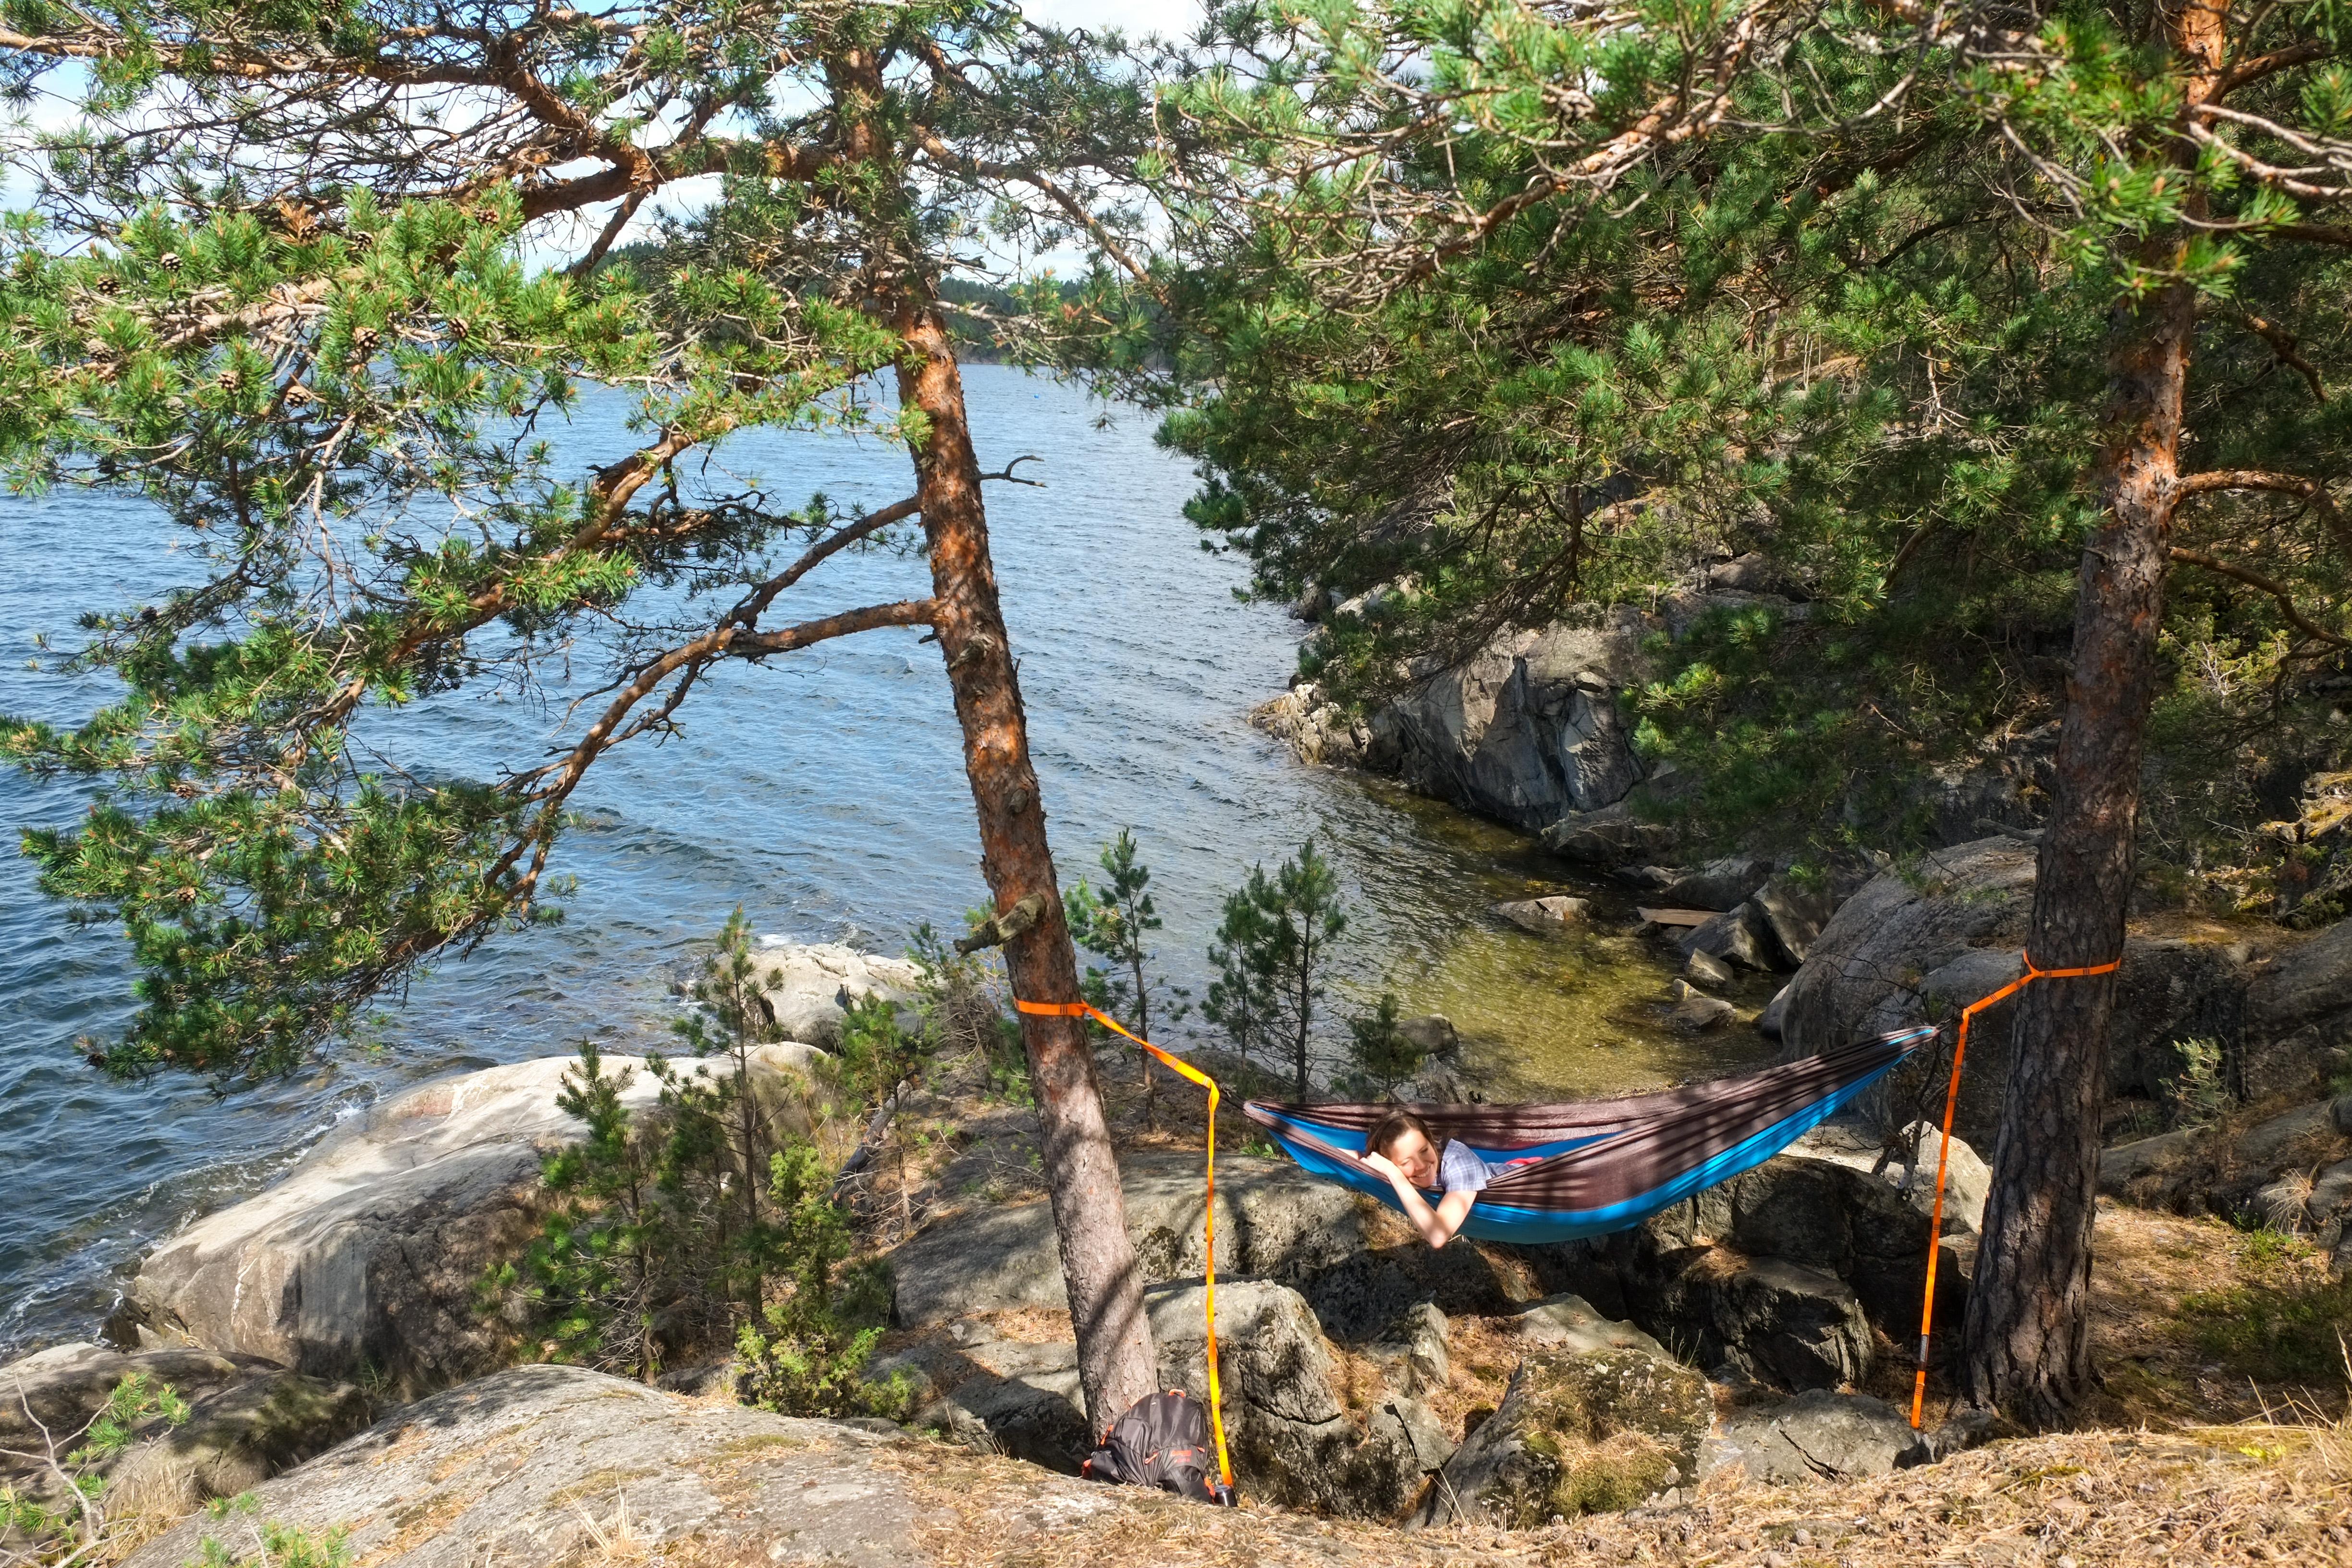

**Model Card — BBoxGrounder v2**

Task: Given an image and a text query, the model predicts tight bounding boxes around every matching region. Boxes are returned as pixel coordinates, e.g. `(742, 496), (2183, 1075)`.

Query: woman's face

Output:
(1383, 1127), (1440, 1188)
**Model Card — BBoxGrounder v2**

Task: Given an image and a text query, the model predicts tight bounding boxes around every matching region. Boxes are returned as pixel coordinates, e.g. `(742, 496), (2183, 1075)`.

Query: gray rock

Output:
(1707, 553), (1796, 596)
(755, 940), (921, 1048)
(1532, 1122), (1971, 1385)
(1375, 617), (1652, 834)
(1541, 803), (1679, 868)
(2308, 1158), (2352, 1262)
(2245, 918), (2352, 1102)
(889, 1152), (1362, 1327)
(129, 1053), (818, 1397)
(121, 1364), (982, 1568)
(1417, 1346), (1712, 1527)
(1678, 902), (1777, 971)
(881, 1281), (1435, 1519)
(1684, 949), (1738, 988)
(107, 1368), (371, 1516)
(1758, 982), (1793, 1041)
(0, 1343), (273, 1471)
(1899, 726), (2060, 846)
(1778, 840), (2037, 1133)
(1151, 1280), (1429, 1518)
(131, 1056), (675, 1393)
(2098, 1127), (2203, 1200)
(1495, 895), (1591, 933)
(1658, 1119), (1981, 1342)
(892, 1148), (1544, 1346)
(1715, 1391), (1930, 1484)
(1511, 1294), (1667, 1360)
(1670, 989), (1738, 1031)
(1752, 874), (1837, 966)
(1371, 1303), (1452, 1397)
(1777, 837), (2265, 1143)
(1649, 1253), (1873, 1391)
(872, 1321), (1092, 1470)
(1629, 858), (1776, 913)
(2103, 1098), (2352, 1223)
(1407, 1059), (1477, 1104)
(1252, 682), (1373, 768)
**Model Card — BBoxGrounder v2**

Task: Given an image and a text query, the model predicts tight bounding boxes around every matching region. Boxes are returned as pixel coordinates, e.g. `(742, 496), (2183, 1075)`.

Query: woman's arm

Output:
(1362, 1153), (1479, 1248)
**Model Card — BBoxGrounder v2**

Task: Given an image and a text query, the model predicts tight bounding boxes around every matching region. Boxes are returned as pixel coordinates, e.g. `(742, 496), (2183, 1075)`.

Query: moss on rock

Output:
(1418, 1344), (1712, 1527)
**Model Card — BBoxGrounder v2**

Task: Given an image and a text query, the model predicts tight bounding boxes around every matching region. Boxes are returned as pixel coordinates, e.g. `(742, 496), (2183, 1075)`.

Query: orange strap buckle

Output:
(1015, 995), (1235, 1494)
(1909, 950), (2121, 1429)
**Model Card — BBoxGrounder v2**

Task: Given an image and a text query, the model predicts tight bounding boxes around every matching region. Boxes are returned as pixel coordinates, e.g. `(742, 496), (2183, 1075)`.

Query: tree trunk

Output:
(1959, 6), (2221, 1426)
(893, 297), (1159, 1432)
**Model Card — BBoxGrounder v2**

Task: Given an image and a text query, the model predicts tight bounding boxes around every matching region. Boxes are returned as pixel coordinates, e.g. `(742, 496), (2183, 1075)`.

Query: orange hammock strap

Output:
(1014, 995), (1234, 1494)
(1909, 950), (2122, 1430)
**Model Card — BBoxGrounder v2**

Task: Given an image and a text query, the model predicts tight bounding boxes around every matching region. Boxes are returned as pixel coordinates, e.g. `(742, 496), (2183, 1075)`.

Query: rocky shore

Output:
(6, 838), (2351, 1561)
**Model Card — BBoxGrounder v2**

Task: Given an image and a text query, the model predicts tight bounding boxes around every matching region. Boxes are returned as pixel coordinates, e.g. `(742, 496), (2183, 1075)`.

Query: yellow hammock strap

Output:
(1909, 949), (2122, 1431)
(1013, 996), (1235, 1494)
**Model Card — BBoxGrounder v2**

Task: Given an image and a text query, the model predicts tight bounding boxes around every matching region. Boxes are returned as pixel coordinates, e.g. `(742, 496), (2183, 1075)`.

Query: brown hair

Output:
(1366, 1108), (1434, 1161)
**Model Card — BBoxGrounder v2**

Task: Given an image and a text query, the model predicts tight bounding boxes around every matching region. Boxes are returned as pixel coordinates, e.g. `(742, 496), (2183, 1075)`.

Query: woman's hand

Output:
(1362, 1150), (1404, 1184)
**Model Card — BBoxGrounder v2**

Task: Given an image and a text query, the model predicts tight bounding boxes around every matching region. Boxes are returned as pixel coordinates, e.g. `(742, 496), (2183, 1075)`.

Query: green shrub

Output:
(0, 1373), (188, 1564)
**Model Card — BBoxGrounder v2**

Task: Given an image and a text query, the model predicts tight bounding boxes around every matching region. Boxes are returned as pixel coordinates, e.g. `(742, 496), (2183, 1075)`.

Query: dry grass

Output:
(865, 1414), (2352, 1568)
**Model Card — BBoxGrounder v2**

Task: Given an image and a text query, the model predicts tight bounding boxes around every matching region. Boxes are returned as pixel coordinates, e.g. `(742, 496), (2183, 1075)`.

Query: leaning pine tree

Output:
(0, 0), (1166, 1428)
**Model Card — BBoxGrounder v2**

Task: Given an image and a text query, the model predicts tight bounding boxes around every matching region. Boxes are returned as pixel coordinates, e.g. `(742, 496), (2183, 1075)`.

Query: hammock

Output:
(1242, 1023), (1937, 1245)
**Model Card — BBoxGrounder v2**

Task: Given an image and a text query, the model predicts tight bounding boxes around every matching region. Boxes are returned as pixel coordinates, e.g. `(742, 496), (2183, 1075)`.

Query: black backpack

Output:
(1081, 1389), (1236, 1506)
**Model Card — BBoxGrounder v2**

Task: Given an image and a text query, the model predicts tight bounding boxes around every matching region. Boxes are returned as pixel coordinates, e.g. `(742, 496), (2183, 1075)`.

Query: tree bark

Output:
(893, 296), (1159, 1432)
(1958, 0), (2221, 1428)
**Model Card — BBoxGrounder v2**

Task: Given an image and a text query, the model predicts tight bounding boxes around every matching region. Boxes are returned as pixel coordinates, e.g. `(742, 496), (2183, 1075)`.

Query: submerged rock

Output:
(1416, 1345), (1711, 1527)
(1495, 895), (1590, 933)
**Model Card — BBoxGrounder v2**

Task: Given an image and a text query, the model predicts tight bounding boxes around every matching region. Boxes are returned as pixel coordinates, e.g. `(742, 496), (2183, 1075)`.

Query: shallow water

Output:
(0, 368), (1766, 1357)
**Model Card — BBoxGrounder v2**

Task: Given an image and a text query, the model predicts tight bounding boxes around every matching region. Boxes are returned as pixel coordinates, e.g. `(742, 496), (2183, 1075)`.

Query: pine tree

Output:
(1205, 840), (1347, 1100)
(1140, 0), (2352, 1423)
(1064, 828), (1189, 1125)
(0, 0), (1167, 1429)
(1342, 991), (1424, 1100)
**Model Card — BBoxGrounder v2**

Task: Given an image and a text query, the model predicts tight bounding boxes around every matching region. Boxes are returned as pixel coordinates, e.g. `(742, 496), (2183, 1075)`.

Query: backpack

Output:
(1081, 1389), (1235, 1506)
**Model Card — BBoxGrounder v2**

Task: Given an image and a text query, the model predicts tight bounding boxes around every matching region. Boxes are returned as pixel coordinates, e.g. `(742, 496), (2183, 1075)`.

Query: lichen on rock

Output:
(1416, 1344), (1711, 1528)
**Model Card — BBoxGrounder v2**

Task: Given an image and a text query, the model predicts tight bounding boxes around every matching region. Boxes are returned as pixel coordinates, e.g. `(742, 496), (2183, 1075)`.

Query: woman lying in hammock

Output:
(1358, 1108), (1521, 1249)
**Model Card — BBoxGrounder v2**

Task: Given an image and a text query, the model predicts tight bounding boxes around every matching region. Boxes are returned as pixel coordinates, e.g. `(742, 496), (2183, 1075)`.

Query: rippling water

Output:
(0, 368), (1768, 1359)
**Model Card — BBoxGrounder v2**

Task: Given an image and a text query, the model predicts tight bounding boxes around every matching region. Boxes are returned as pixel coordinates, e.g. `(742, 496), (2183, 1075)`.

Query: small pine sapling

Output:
(734, 1142), (910, 1421)
(493, 1040), (673, 1381)
(1064, 829), (1191, 1127)
(1204, 881), (1276, 1090)
(1343, 992), (1425, 1099)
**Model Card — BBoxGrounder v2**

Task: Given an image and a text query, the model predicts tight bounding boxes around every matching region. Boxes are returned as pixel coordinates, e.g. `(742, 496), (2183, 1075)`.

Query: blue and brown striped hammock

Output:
(1242, 1024), (1936, 1245)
